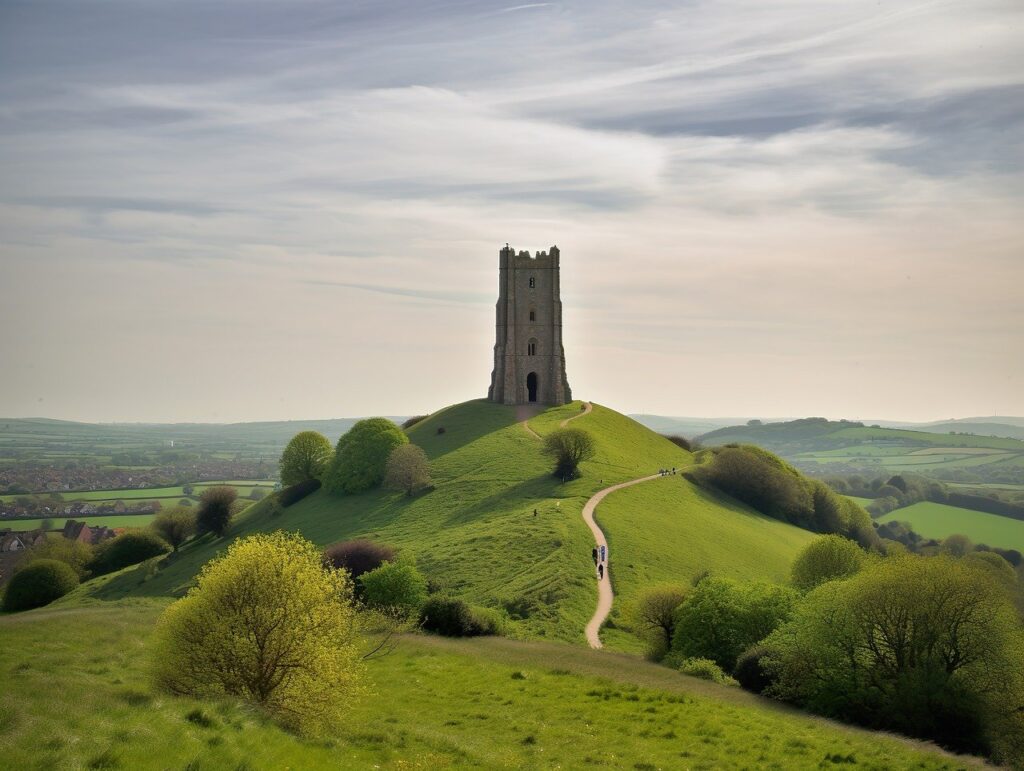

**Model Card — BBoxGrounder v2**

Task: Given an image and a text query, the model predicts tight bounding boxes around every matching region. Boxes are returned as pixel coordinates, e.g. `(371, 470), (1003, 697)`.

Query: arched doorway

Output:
(526, 372), (538, 403)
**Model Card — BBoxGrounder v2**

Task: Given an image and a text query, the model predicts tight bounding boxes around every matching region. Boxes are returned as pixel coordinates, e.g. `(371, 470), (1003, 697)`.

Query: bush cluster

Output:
(278, 478), (322, 507)
(323, 539), (395, 583)
(418, 596), (502, 637)
(279, 431), (333, 487)
(89, 531), (170, 576)
(676, 657), (736, 686)
(323, 418), (408, 494)
(196, 486), (237, 536)
(2, 559), (79, 612)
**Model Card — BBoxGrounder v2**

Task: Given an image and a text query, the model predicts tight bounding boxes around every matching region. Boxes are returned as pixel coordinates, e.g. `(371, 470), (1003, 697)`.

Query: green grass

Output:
(846, 496), (874, 508)
(0, 481), (275, 503)
(878, 501), (1024, 552)
(3, 514), (158, 532)
(76, 401), (691, 643)
(596, 476), (816, 649)
(0, 602), (978, 770)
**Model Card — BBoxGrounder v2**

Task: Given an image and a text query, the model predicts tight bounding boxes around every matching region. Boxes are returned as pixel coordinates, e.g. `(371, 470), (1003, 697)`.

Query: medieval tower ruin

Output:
(488, 244), (572, 406)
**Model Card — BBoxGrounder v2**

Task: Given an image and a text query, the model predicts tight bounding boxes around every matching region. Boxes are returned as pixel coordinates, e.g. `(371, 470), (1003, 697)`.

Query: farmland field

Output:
(0, 481), (276, 504)
(3, 514), (159, 531)
(877, 501), (1024, 552)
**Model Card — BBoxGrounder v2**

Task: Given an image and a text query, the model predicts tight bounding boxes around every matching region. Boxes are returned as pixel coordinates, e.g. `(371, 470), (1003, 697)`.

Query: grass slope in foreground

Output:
(0, 602), (978, 770)
(80, 400), (691, 642)
(878, 501), (1024, 551)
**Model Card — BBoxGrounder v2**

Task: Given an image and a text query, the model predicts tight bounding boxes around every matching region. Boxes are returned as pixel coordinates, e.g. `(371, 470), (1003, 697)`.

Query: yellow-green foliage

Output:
(151, 532), (364, 736)
(324, 418), (408, 494)
(17, 535), (93, 579)
(790, 535), (867, 592)
(279, 430), (333, 486)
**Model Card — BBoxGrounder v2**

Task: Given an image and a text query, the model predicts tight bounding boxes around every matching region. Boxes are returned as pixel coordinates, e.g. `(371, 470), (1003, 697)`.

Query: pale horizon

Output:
(2, 1), (1022, 423)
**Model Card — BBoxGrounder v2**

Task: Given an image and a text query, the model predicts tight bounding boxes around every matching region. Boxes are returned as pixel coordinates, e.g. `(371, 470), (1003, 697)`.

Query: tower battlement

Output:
(488, 244), (571, 406)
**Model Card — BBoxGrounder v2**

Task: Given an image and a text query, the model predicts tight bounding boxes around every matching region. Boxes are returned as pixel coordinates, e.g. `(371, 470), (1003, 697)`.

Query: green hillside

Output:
(79, 400), (691, 642)
(878, 501), (1024, 552)
(0, 602), (976, 770)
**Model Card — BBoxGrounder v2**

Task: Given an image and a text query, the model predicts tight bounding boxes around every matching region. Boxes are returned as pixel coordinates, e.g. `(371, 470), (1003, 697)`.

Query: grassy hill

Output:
(79, 400), (691, 643)
(878, 501), (1024, 552)
(0, 601), (978, 770)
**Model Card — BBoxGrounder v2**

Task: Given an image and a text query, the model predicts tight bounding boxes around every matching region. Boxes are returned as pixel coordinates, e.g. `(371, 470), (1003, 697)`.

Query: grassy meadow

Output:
(3, 514), (159, 532)
(878, 501), (1024, 551)
(0, 601), (978, 770)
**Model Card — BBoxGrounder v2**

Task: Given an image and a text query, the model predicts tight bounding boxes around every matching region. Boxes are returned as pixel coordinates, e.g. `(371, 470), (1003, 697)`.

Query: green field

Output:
(0, 481), (275, 504)
(0, 602), (975, 770)
(3, 514), (158, 532)
(846, 496), (874, 508)
(878, 501), (1024, 552)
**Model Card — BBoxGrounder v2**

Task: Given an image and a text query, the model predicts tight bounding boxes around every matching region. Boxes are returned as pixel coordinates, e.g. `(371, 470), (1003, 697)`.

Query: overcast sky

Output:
(1, 0), (1022, 423)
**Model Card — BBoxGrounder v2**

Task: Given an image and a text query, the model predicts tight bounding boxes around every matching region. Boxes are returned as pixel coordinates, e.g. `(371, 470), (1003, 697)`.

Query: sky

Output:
(1, 0), (1022, 424)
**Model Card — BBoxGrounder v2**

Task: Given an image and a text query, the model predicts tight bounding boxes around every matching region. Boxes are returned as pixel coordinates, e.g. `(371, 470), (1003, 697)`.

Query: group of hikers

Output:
(591, 543), (607, 580)
(659, 467), (678, 476)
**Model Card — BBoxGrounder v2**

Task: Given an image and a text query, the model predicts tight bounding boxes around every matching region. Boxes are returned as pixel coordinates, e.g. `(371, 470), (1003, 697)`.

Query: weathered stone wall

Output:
(488, 245), (572, 406)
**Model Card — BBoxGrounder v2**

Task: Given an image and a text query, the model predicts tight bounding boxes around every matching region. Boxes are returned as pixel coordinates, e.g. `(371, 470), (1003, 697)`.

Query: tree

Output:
(359, 559), (428, 617)
(790, 535), (866, 592)
(17, 537), (93, 579)
(151, 532), (364, 736)
(2, 559), (79, 612)
(941, 533), (974, 557)
(279, 431), (333, 487)
(89, 531), (170, 575)
(323, 419), (408, 494)
(671, 578), (797, 672)
(765, 555), (1024, 762)
(150, 508), (197, 552)
(629, 585), (687, 660)
(541, 427), (596, 480)
(383, 444), (431, 496)
(196, 485), (237, 537)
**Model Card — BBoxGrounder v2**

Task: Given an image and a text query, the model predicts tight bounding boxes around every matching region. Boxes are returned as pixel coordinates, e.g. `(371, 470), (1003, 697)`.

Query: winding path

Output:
(582, 474), (661, 649)
(560, 400), (593, 427)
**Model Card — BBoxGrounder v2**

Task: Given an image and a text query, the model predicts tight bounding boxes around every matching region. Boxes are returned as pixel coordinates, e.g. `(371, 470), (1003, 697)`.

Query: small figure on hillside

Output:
(592, 546), (598, 564)
(598, 563), (604, 580)
(600, 544), (606, 562)
(672, 467), (676, 475)
(533, 508), (538, 517)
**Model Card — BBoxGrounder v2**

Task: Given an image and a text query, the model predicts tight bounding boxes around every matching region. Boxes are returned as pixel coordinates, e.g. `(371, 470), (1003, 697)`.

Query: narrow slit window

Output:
(529, 276), (536, 288)
(529, 310), (536, 321)
(528, 340), (537, 356)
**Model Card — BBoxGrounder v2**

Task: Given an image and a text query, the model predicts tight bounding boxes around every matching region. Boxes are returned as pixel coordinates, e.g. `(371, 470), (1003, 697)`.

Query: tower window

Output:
(529, 310), (536, 321)
(529, 276), (536, 288)
(528, 339), (537, 356)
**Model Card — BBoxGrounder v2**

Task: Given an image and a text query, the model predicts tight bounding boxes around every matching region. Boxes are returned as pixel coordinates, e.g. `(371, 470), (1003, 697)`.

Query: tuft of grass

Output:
(185, 709), (216, 729)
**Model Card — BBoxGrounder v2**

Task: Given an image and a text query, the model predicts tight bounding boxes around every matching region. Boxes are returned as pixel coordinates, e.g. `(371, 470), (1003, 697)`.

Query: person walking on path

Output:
(592, 546), (598, 565)
(598, 562), (604, 580)
(599, 544), (606, 562)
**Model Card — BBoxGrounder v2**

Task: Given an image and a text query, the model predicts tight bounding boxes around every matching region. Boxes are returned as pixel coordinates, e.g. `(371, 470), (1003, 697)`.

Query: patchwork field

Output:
(3, 514), (159, 532)
(0, 602), (978, 770)
(877, 501), (1024, 551)
(0, 481), (276, 504)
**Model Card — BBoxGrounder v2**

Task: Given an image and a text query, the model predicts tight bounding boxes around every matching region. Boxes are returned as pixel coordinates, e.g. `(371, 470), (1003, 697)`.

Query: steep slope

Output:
(84, 400), (690, 642)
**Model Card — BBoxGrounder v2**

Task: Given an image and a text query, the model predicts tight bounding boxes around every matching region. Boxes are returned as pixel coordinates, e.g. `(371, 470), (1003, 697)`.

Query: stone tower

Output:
(488, 244), (572, 406)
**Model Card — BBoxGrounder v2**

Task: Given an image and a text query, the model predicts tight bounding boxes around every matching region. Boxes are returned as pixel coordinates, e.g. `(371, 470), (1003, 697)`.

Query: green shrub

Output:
(279, 430), (333, 487)
(90, 531), (170, 576)
(541, 427), (596, 480)
(324, 419), (408, 494)
(150, 508), (196, 552)
(359, 560), (427, 616)
(196, 486), (237, 536)
(677, 657), (736, 686)
(790, 535), (866, 592)
(278, 478), (321, 507)
(671, 577), (797, 672)
(629, 585), (687, 661)
(733, 645), (776, 694)
(323, 540), (395, 584)
(419, 596), (500, 637)
(2, 559), (79, 612)
(16, 537), (93, 579)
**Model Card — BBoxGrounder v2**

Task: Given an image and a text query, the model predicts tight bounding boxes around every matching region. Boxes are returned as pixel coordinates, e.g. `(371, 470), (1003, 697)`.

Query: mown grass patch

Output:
(878, 501), (1024, 551)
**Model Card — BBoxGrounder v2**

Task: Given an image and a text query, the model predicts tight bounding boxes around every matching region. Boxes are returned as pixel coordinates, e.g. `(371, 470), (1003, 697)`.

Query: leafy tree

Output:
(384, 444), (431, 496)
(196, 485), (237, 536)
(765, 555), (1024, 762)
(419, 596), (502, 637)
(359, 559), (428, 616)
(150, 508), (197, 552)
(671, 577), (797, 672)
(323, 419), (408, 494)
(941, 533), (974, 557)
(322, 539), (395, 582)
(90, 531), (170, 575)
(151, 532), (364, 736)
(629, 585), (687, 660)
(790, 535), (866, 592)
(541, 427), (596, 480)
(279, 431), (333, 487)
(2, 559), (79, 612)
(17, 537), (93, 579)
